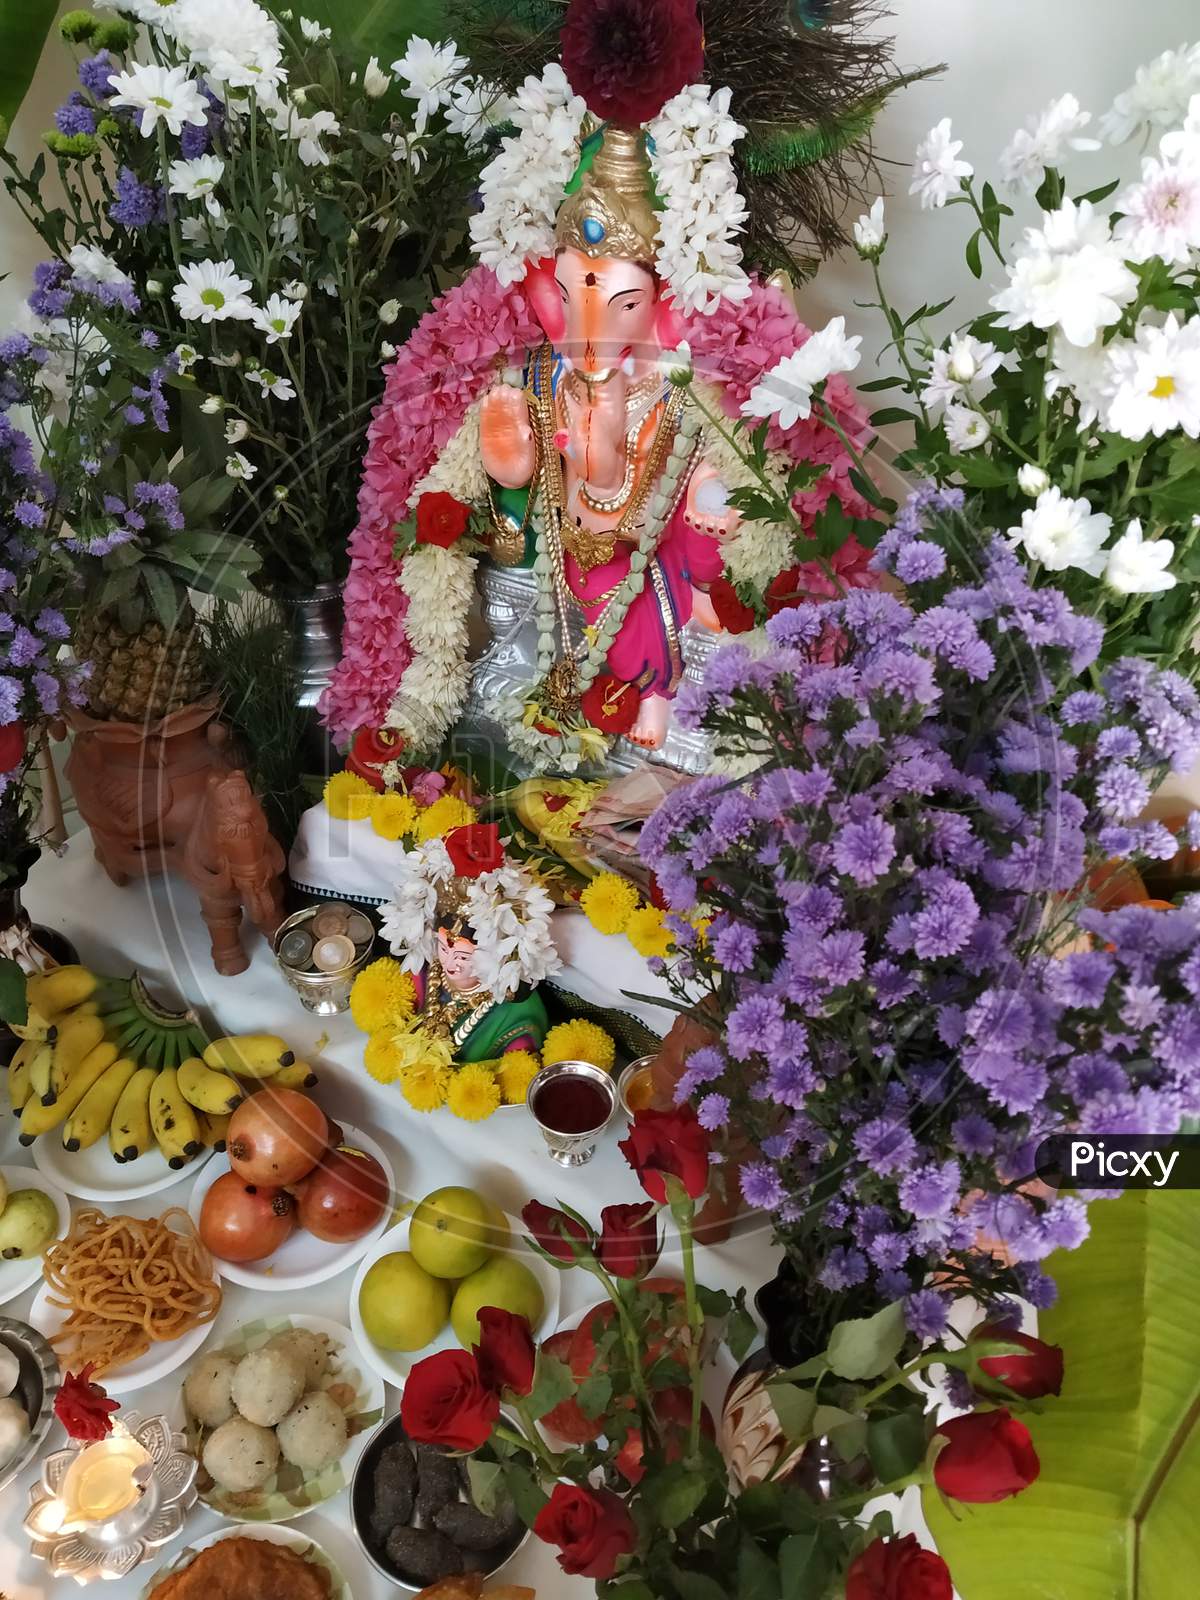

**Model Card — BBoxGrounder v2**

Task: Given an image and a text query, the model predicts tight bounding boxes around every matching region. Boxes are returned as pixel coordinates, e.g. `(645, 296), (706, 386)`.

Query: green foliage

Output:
(0, 955), (27, 1026)
(927, 1189), (1200, 1598)
(0, 0), (58, 132)
(268, 1), (455, 65)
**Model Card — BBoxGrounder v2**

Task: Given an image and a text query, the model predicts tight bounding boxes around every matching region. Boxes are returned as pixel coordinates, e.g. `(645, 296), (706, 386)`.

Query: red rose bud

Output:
(580, 673), (639, 735)
(618, 1105), (711, 1204)
(400, 1349), (500, 1453)
(532, 1482), (638, 1580)
(522, 1200), (593, 1263)
(846, 1534), (953, 1600)
(54, 1365), (119, 1443)
(444, 822), (504, 878)
(346, 725), (404, 790)
(415, 490), (472, 549)
(707, 577), (756, 635)
(474, 1307), (536, 1399)
(933, 1408), (1040, 1504)
(972, 1322), (1064, 1400)
(597, 1202), (661, 1280)
(0, 719), (25, 775)
(560, 0), (703, 125)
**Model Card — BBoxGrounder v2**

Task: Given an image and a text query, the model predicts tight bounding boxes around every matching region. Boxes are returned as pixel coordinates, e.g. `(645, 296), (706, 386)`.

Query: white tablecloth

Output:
(0, 836), (781, 1600)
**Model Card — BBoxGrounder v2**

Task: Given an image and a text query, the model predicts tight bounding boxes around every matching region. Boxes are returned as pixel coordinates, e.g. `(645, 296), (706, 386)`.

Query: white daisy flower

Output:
(659, 341), (694, 385)
(1114, 155), (1200, 264)
(1017, 463), (1049, 496)
(998, 94), (1100, 193)
(921, 334), (1002, 411)
(852, 196), (886, 258)
(909, 119), (973, 210)
(1105, 518), (1177, 595)
(225, 451), (257, 481)
(363, 56), (391, 99)
(172, 258), (255, 324)
(224, 419), (249, 443)
(246, 367), (296, 401)
(299, 17), (331, 42)
(391, 36), (468, 132)
(741, 317), (862, 430)
(270, 102), (340, 166)
(174, 343), (200, 374)
(66, 243), (131, 289)
(1044, 336), (1110, 428)
(1102, 312), (1200, 440)
(1099, 44), (1200, 144)
(1007, 486), (1112, 574)
(106, 61), (209, 138)
(991, 243), (1136, 348)
(167, 154), (225, 199)
(250, 293), (301, 343)
(444, 77), (512, 147)
(944, 405), (992, 452)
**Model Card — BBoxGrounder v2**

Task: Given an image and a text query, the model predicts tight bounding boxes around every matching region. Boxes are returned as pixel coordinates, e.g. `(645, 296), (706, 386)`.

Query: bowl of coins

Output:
(274, 901), (377, 1014)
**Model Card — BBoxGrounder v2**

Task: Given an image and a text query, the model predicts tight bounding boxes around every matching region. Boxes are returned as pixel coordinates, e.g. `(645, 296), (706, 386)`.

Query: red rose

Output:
(581, 673), (639, 736)
(972, 1322), (1064, 1400)
(765, 565), (806, 615)
(415, 491), (472, 549)
(53, 1365), (119, 1443)
(618, 1106), (711, 1204)
(560, 0), (703, 125)
(532, 1482), (637, 1580)
(444, 823), (504, 878)
(474, 1307), (536, 1399)
(933, 1408), (1040, 1504)
(345, 726), (404, 791)
(400, 1349), (500, 1453)
(523, 1200), (593, 1263)
(846, 1534), (953, 1600)
(707, 577), (756, 635)
(596, 1202), (661, 1280)
(0, 719), (25, 774)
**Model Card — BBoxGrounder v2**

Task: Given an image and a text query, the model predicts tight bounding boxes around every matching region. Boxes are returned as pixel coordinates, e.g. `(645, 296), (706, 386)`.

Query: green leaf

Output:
(142, 567), (184, 632)
(499, 1460), (548, 1529)
(737, 1538), (780, 1600)
(527, 1351), (576, 1422)
(671, 1571), (727, 1600)
(0, 955), (27, 1026)
(951, 452), (1014, 489)
(726, 1304), (758, 1364)
(868, 1411), (930, 1482)
(765, 1383), (816, 1441)
(576, 1372), (613, 1420)
(870, 407), (921, 427)
(779, 1531), (828, 1595)
(696, 1284), (732, 1318)
(645, 1461), (708, 1531)
(925, 1190), (1200, 1600)
(826, 1300), (907, 1380)
(0, 0), (57, 129)
(465, 1456), (503, 1516)
(1148, 469), (1200, 526)
(965, 229), (984, 280)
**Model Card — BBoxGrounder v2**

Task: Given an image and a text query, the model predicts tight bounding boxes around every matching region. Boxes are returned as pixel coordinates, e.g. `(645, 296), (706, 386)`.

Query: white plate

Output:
(28, 1278), (213, 1396)
(32, 1131), (215, 1203)
(0, 1165), (71, 1307)
(349, 1211), (562, 1390)
(186, 1314), (385, 1524)
(140, 1518), (351, 1599)
(186, 1123), (394, 1292)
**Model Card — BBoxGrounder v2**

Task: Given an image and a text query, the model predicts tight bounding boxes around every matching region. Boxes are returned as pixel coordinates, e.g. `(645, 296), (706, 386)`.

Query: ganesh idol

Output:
(321, 0), (896, 773)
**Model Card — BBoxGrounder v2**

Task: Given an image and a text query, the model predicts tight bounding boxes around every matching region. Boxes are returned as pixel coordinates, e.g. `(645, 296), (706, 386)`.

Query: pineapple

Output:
(74, 603), (209, 724)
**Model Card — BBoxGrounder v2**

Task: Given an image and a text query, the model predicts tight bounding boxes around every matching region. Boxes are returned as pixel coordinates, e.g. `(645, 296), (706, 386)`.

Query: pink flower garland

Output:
(322, 273), (872, 744)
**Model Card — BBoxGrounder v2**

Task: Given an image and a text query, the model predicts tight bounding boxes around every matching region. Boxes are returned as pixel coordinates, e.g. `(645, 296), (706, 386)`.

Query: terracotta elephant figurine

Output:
(63, 701), (285, 975)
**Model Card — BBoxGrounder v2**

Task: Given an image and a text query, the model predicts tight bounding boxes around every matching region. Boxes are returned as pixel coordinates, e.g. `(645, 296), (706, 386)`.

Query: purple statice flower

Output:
(712, 920), (758, 973)
(854, 1117), (917, 1175)
(817, 929), (865, 985)
(13, 500), (44, 528)
(740, 1162), (786, 1212)
(1097, 724), (1142, 762)
(123, 404), (146, 426)
(831, 814), (895, 886)
(1060, 689), (1106, 726)
(951, 1112), (996, 1155)
(910, 881), (979, 960)
(869, 959), (917, 1008)
(109, 166), (164, 229)
(8, 627), (43, 669)
(817, 1246), (868, 1290)
(33, 672), (60, 715)
(55, 92), (96, 136)
(696, 1093), (730, 1131)
(0, 675), (21, 722)
(726, 993), (786, 1061)
(766, 1056), (816, 1109)
(1095, 762), (1151, 820)
(1134, 820), (1180, 861)
(903, 1288), (951, 1339)
(0, 331), (33, 362)
(78, 51), (116, 99)
(899, 1159), (961, 1220)
(29, 259), (71, 320)
(765, 603), (825, 649)
(1014, 1265), (1058, 1309)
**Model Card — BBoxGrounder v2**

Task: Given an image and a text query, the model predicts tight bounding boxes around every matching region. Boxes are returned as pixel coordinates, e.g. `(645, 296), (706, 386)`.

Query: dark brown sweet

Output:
(385, 1526), (465, 1585)
(371, 1440), (416, 1538)
(433, 1497), (522, 1553)
(414, 1444), (461, 1523)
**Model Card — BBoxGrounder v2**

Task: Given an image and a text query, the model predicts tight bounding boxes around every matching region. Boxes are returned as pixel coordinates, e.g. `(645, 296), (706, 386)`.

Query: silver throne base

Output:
(454, 563), (717, 776)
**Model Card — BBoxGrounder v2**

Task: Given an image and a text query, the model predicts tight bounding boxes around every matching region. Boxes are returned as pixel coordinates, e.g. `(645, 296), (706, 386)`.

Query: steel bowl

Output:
(0, 1315), (61, 1499)
(350, 1412), (530, 1594)
(273, 905), (374, 1015)
(526, 1058), (616, 1166)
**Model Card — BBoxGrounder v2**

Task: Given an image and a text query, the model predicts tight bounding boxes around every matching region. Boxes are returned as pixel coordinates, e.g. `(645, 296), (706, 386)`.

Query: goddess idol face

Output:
(437, 926), (481, 992)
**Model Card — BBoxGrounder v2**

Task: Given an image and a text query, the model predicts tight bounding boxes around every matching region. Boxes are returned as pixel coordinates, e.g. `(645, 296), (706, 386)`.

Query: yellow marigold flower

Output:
(580, 872), (640, 936)
(542, 1019), (616, 1073)
(371, 791), (419, 842)
(415, 794), (477, 841)
(350, 957), (416, 1034)
(446, 1062), (502, 1121)
(324, 770), (375, 821)
(399, 1055), (452, 1112)
(495, 1048), (541, 1105)
(626, 904), (673, 960)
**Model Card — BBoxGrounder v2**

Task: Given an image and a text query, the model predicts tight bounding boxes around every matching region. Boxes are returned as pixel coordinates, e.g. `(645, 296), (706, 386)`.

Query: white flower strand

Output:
(384, 543), (478, 753)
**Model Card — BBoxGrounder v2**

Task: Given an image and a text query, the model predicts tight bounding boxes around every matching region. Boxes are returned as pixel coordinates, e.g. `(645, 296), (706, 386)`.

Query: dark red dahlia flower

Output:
(561, 0), (704, 126)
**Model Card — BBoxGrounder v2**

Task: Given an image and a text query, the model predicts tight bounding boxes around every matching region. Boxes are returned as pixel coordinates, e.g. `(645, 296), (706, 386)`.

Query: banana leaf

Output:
(924, 1189), (1200, 1600)
(0, 0), (58, 133)
(265, 0), (454, 64)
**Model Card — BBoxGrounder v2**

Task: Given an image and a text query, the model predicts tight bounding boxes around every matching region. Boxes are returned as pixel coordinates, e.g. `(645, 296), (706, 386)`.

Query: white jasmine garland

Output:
(469, 64), (587, 285)
(1101, 312), (1200, 440)
(106, 61), (209, 137)
(909, 119), (972, 209)
(853, 197), (886, 258)
(384, 543), (478, 751)
(1105, 519), (1177, 595)
(921, 334), (1002, 411)
(380, 839), (453, 973)
(645, 84), (751, 316)
(1099, 44), (1200, 144)
(998, 94), (1100, 192)
(410, 398), (489, 506)
(741, 317), (862, 430)
(1007, 486), (1112, 574)
(391, 36), (468, 133)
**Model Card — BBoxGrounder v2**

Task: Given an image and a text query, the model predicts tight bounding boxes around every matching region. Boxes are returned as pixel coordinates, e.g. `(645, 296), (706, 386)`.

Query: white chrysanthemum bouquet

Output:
(854, 44), (1200, 678)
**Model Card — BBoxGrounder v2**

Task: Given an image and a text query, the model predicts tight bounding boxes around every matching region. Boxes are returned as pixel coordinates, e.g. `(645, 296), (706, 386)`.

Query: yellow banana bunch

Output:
(25, 1039), (56, 1107)
(202, 1034), (294, 1078)
(196, 1109), (231, 1151)
(9, 1006), (58, 1043)
(149, 1069), (202, 1169)
(63, 1057), (138, 1152)
(109, 1067), (157, 1164)
(272, 1058), (319, 1090)
(7, 1041), (35, 1113)
(19, 1041), (119, 1143)
(177, 1057), (244, 1115)
(27, 964), (98, 1018)
(49, 1012), (107, 1102)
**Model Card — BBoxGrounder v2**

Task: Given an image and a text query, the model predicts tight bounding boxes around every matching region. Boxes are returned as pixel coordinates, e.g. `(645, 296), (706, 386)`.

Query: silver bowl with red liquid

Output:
(526, 1059), (616, 1166)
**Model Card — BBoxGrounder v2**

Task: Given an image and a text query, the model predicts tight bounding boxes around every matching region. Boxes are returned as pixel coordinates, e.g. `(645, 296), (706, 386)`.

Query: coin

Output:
(345, 910), (375, 948)
(278, 928), (314, 969)
(312, 934), (356, 972)
(312, 904), (351, 939)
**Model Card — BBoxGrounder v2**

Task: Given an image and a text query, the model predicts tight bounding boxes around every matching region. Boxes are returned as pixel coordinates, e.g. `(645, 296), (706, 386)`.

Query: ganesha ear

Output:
(523, 256), (565, 343)
(655, 295), (687, 353)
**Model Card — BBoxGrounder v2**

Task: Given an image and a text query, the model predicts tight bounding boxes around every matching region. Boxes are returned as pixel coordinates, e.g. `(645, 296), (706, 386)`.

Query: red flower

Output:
(522, 1200), (593, 1263)
(596, 1202), (661, 1279)
(933, 1409), (1040, 1504)
(618, 1105), (711, 1204)
(414, 491), (472, 549)
(560, 0), (703, 125)
(400, 1349), (499, 1453)
(474, 1308), (536, 1399)
(532, 1482), (637, 1580)
(346, 726), (404, 791)
(53, 1365), (119, 1443)
(707, 577), (756, 635)
(581, 673), (639, 736)
(972, 1322), (1064, 1400)
(0, 720), (25, 775)
(846, 1534), (953, 1600)
(614, 1386), (713, 1485)
(444, 822), (504, 878)
(765, 565), (807, 615)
